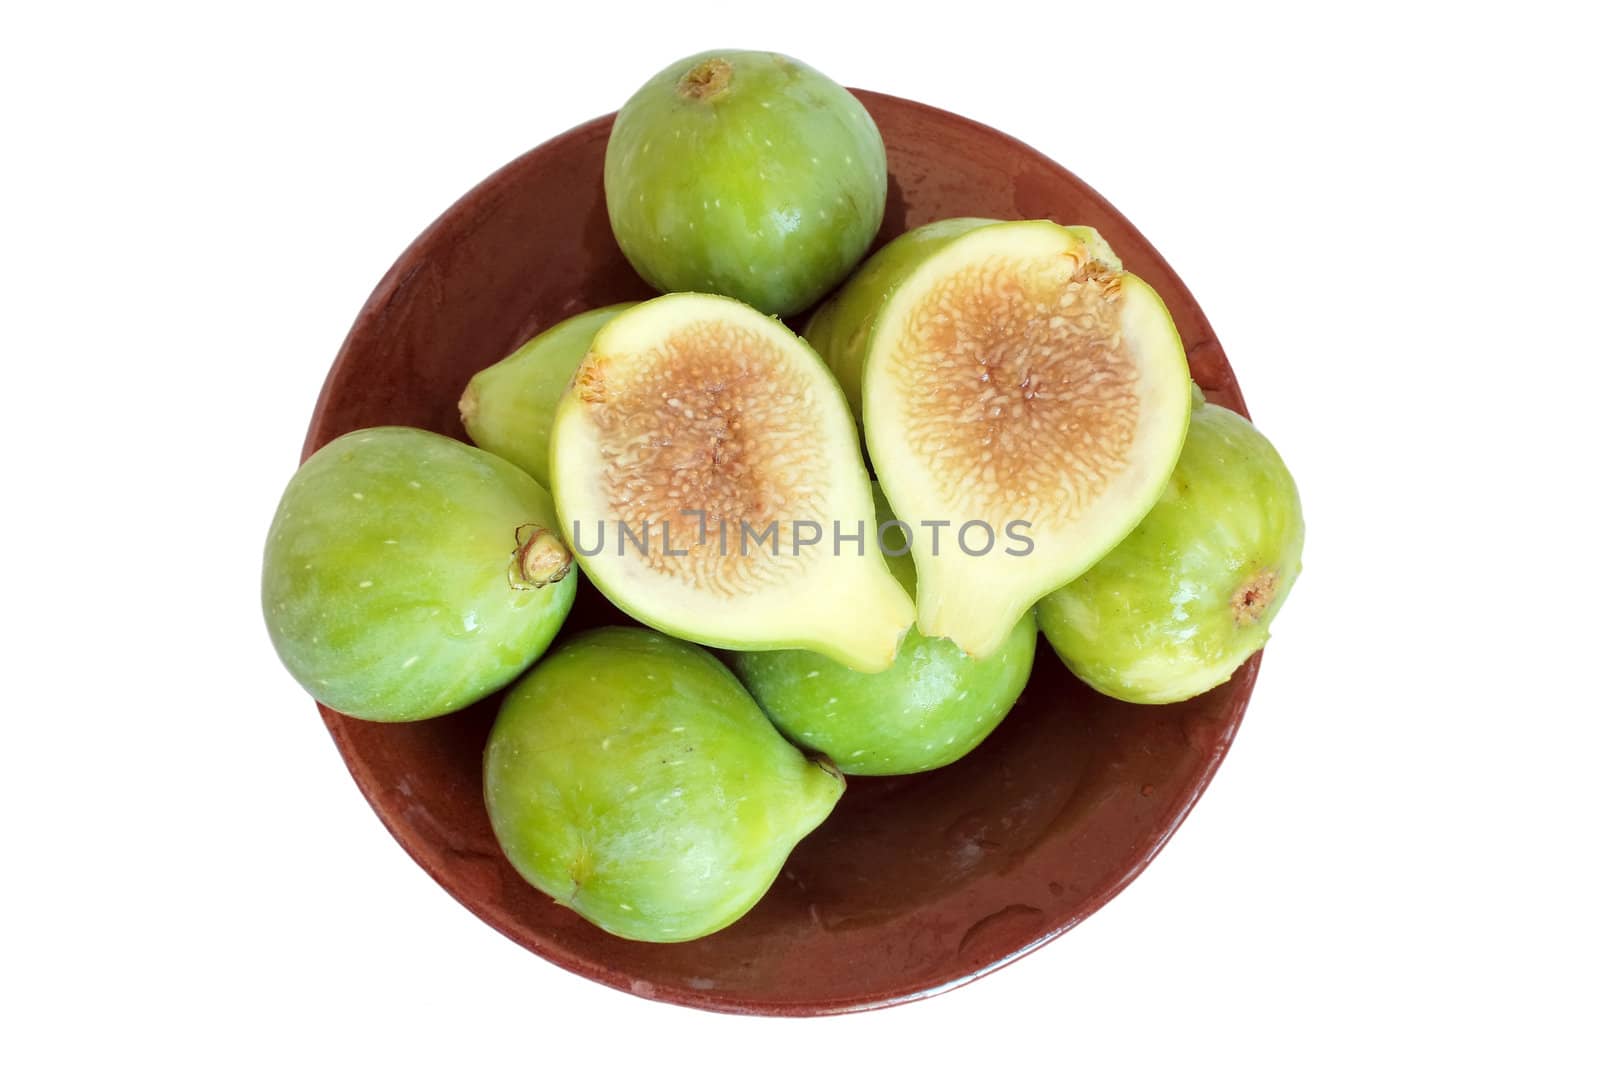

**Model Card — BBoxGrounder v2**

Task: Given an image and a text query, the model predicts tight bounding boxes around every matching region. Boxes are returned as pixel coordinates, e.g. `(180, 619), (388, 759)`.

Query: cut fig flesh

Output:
(859, 220), (1192, 657)
(549, 293), (914, 671)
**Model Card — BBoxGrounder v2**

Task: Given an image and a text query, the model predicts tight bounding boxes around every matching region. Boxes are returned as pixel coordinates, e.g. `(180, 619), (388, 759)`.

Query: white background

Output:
(5, 2), (1595, 1063)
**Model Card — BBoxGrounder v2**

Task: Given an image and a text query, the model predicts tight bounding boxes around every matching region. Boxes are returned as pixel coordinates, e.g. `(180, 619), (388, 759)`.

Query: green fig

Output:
(459, 303), (637, 487)
(484, 627), (844, 942)
(604, 49), (887, 316)
(262, 427), (576, 722)
(1037, 398), (1304, 703)
(732, 488), (1036, 775)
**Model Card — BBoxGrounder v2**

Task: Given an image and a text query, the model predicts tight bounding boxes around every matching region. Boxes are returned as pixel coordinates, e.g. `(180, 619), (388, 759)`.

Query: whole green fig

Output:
(732, 489), (1036, 775)
(604, 49), (886, 316)
(1037, 397), (1304, 703)
(484, 627), (844, 942)
(262, 427), (576, 722)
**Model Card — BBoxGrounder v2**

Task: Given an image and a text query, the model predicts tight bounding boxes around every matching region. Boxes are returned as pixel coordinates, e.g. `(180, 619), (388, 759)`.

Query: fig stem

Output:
(677, 58), (732, 102)
(812, 754), (846, 789)
(512, 524), (573, 589)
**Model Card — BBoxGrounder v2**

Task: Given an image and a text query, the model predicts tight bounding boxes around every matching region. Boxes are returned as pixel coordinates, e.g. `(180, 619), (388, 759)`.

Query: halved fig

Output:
(548, 293), (914, 672)
(808, 219), (1192, 658)
(460, 303), (637, 487)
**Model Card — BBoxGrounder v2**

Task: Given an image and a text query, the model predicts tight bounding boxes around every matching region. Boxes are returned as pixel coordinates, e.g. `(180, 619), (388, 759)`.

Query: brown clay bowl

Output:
(305, 90), (1256, 1015)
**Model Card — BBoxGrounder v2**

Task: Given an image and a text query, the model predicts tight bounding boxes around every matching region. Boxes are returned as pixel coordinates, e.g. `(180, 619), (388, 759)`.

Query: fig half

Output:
(809, 219), (1192, 658)
(549, 293), (914, 672)
(1037, 397), (1304, 703)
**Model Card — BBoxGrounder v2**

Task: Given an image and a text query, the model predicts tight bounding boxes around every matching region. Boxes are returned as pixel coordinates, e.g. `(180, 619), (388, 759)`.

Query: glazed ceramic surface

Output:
(304, 91), (1256, 1015)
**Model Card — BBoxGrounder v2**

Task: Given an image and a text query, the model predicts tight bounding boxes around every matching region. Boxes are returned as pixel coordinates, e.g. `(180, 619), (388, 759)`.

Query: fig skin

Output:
(262, 427), (577, 722)
(484, 627), (844, 942)
(604, 49), (887, 316)
(1037, 400), (1304, 704)
(732, 489), (1036, 776)
(459, 303), (636, 487)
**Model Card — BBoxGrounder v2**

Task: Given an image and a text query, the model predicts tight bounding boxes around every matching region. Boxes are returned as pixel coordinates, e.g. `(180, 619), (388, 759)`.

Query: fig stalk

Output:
(677, 57), (732, 101)
(512, 524), (573, 589)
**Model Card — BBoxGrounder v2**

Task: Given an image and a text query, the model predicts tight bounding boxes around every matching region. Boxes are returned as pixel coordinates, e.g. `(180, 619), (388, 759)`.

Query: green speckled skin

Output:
(1037, 402), (1304, 704)
(262, 428), (577, 722)
(604, 50), (887, 316)
(732, 489), (1036, 775)
(484, 628), (844, 942)
(460, 304), (635, 487)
